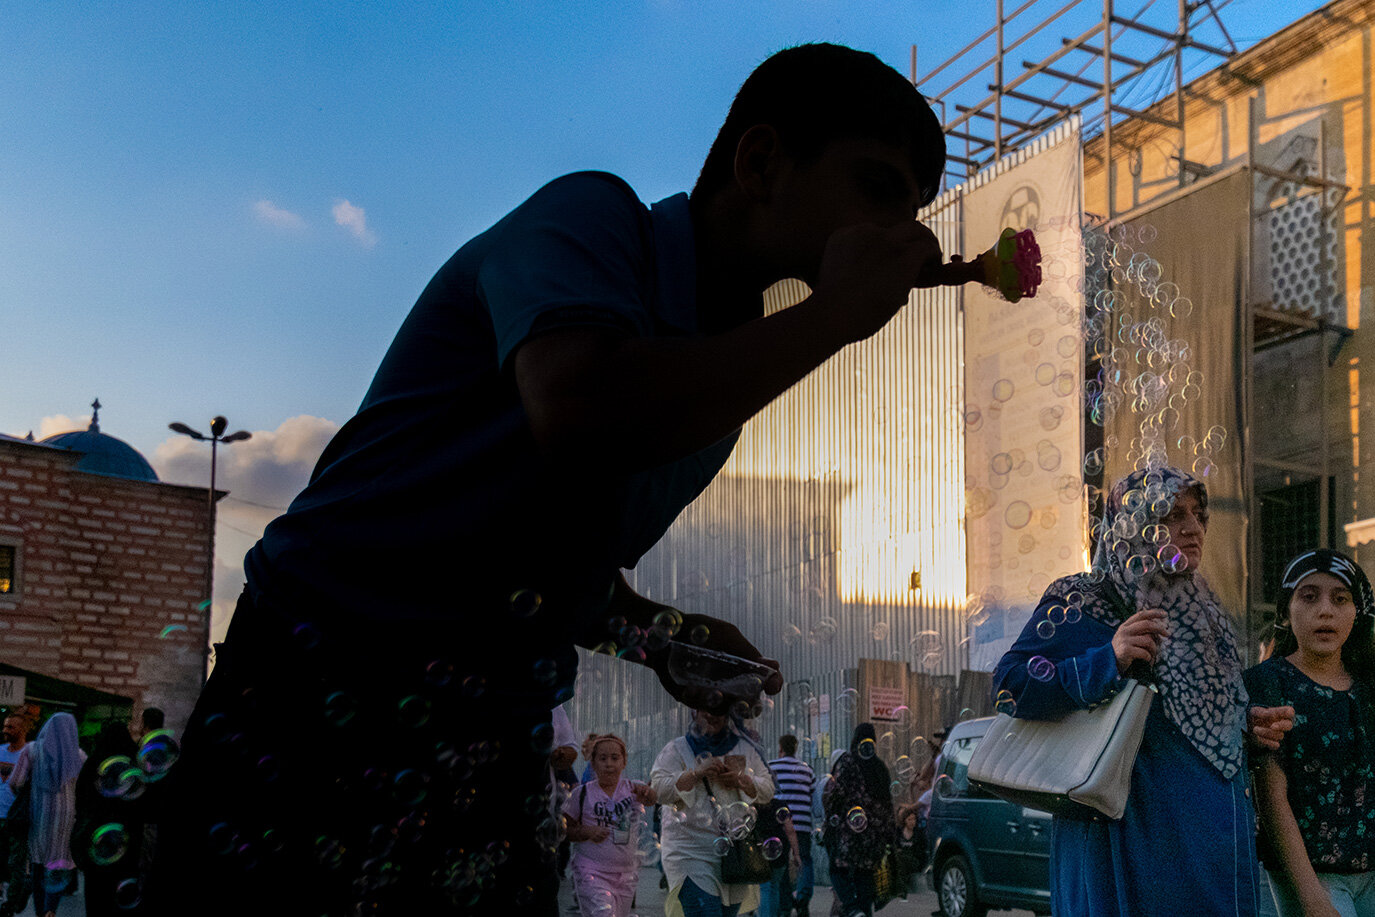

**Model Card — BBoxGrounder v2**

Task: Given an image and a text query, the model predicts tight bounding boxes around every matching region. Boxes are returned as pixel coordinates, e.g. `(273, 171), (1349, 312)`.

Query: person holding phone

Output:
(653, 710), (775, 917)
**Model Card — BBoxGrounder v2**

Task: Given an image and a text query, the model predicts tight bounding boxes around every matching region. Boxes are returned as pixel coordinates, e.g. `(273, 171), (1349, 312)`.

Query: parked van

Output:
(926, 716), (1052, 917)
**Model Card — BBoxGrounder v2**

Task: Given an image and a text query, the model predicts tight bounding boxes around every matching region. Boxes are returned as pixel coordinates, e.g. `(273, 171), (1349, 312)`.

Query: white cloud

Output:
(38, 414), (85, 439)
(332, 199), (377, 247)
(151, 415), (340, 648)
(253, 199), (307, 230)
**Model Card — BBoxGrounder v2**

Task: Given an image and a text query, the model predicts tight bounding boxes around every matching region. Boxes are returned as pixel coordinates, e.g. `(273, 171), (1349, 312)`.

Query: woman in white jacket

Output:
(652, 710), (774, 917)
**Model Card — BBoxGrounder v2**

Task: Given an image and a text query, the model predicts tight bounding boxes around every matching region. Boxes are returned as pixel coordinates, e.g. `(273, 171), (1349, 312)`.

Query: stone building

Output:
(0, 403), (213, 732)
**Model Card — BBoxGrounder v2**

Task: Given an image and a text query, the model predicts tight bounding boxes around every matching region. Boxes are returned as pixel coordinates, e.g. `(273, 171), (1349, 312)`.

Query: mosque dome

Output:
(40, 399), (159, 483)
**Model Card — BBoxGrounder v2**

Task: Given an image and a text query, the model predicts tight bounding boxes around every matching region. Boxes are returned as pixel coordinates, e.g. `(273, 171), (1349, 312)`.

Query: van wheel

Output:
(936, 854), (987, 917)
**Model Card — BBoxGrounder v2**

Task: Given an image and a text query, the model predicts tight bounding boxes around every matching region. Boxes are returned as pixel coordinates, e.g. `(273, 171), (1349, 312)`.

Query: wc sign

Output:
(869, 686), (905, 722)
(0, 675), (25, 706)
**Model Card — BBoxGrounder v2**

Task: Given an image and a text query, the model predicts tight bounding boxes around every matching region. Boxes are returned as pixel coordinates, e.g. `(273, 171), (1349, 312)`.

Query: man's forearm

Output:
(517, 292), (853, 472)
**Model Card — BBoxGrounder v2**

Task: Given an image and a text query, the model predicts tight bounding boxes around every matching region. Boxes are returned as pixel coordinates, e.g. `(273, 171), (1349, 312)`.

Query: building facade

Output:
(0, 413), (212, 733)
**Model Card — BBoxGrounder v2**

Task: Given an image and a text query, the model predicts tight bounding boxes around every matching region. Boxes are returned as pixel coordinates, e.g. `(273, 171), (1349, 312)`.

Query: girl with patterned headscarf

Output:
(992, 467), (1267, 917)
(1244, 549), (1375, 917)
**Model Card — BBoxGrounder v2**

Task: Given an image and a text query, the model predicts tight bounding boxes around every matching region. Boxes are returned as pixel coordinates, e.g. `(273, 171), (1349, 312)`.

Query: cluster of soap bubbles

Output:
(79, 728), (184, 909)
(95, 728), (181, 802)
(1082, 223), (1229, 483)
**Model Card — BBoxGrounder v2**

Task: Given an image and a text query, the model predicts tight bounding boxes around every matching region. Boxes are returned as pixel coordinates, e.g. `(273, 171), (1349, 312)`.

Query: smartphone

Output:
(666, 643), (775, 700)
(723, 754), (746, 774)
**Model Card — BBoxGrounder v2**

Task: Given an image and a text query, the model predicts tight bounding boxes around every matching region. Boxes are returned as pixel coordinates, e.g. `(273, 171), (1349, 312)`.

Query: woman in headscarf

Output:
(651, 709), (774, 917)
(7, 712), (86, 917)
(822, 722), (894, 917)
(993, 467), (1285, 917)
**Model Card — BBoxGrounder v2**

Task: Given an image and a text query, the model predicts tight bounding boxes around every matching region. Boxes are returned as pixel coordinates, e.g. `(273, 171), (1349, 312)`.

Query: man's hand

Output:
(599, 573), (782, 713)
(1247, 705), (1295, 751)
(631, 781), (657, 805)
(810, 220), (944, 345)
(648, 614), (783, 713)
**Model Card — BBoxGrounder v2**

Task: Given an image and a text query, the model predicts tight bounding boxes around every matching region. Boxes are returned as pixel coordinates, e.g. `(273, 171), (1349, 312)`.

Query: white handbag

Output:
(965, 678), (1155, 820)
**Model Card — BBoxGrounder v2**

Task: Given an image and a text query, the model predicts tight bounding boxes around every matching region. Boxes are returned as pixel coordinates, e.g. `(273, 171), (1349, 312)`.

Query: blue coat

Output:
(993, 584), (1263, 917)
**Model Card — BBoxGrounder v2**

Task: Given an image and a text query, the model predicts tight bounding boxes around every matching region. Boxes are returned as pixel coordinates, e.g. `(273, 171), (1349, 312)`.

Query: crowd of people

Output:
(0, 22), (1366, 916)
(0, 708), (163, 917)
(543, 466), (1375, 917)
(548, 703), (934, 917)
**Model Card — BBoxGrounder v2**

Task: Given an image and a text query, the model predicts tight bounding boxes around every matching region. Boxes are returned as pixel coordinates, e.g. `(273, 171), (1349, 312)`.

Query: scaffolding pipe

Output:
(1104, 0), (1114, 220)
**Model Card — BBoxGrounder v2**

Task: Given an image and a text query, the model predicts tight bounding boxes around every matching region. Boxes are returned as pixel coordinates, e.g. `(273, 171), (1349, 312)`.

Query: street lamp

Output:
(169, 415), (252, 684)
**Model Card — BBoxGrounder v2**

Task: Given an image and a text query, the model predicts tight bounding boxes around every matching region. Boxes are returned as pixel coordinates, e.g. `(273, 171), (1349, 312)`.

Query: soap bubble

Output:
(763, 836), (785, 860)
(509, 589), (542, 618)
(1036, 620), (1056, 639)
(1005, 501), (1032, 529)
(1036, 363), (1056, 386)
(991, 452), (1014, 475)
(1027, 656), (1057, 682)
(90, 823), (130, 866)
(96, 756), (139, 798)
(846, 807), (869, 832)
(992, 379), (1015, 402)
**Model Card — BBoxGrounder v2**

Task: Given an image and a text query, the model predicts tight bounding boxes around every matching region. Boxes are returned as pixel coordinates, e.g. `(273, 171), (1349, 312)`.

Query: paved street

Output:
(555, 866), (1041, 917)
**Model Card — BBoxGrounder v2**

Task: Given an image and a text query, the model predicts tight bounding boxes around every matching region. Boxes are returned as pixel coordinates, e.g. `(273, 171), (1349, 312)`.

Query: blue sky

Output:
(0, 1), (1324, 620)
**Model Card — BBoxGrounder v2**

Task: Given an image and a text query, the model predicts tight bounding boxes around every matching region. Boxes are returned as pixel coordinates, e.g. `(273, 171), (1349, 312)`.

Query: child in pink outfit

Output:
(562, 734), (657, 917)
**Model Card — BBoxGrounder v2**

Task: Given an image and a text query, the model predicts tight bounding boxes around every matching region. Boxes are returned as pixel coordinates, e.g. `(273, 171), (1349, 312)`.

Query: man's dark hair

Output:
(695, 43), (946, 206)
(779, 734), (798, 756)
(142, 707), (165, 731)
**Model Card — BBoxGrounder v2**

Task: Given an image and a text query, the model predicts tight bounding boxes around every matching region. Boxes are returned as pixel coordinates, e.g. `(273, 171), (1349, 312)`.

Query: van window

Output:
(940, 734), (996, 799)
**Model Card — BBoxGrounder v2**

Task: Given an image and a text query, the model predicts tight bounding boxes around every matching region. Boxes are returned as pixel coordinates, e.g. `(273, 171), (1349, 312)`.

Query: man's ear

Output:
(732, 124), (782, 202)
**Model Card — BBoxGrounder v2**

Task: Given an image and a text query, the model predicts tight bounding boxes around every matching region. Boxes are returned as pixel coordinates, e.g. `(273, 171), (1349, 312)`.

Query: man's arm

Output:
(515, 220), (943, 473)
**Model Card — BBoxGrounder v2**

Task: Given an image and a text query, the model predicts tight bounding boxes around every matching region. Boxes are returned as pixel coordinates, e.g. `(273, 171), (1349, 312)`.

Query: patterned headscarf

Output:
(1272, 549), (1375, 681)
(1072, 467), (1248, 778)
(1276, 549), (1375, 621)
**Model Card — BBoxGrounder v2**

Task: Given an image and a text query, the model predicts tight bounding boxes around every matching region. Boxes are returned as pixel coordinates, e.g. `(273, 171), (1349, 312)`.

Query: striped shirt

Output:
(767, 754), (816, 831)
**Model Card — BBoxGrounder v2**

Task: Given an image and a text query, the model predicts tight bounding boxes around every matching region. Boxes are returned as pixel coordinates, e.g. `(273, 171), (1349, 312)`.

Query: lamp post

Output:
(169, 416), (252, 684)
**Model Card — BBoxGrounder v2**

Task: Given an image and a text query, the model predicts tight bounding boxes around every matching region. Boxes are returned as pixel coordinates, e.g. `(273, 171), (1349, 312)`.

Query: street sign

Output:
(0, 675), (26, 706)
(870, 685), (905, 722)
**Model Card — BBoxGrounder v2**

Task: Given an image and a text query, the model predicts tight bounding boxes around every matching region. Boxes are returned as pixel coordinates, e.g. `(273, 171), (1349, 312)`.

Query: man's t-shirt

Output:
(0, 743), (21, 818)
(243, 173), (739, 681)
(767, 754), (816, 833)
(561, 777), (644, 876)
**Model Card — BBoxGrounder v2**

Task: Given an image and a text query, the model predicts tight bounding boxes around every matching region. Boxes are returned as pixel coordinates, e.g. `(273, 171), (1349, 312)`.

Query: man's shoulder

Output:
(522, 171), (646, 216)
(769, 755), (814, 775)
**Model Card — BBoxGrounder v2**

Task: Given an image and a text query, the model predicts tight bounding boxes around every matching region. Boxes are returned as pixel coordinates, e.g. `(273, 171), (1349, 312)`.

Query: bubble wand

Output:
(934, 227), (1043, 303)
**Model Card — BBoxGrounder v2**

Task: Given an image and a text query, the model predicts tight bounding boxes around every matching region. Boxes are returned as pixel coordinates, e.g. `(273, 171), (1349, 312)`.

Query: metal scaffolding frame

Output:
(914, 0), (1239, 216)
(916, 1), (1356, 644)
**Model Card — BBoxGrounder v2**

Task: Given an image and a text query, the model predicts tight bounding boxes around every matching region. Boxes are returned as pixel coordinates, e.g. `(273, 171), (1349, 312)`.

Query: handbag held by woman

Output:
(966, 677), (1155, 820)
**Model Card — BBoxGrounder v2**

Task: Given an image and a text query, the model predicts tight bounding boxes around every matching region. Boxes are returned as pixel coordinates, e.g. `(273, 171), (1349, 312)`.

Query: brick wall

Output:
(0, 439), (209, 731)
